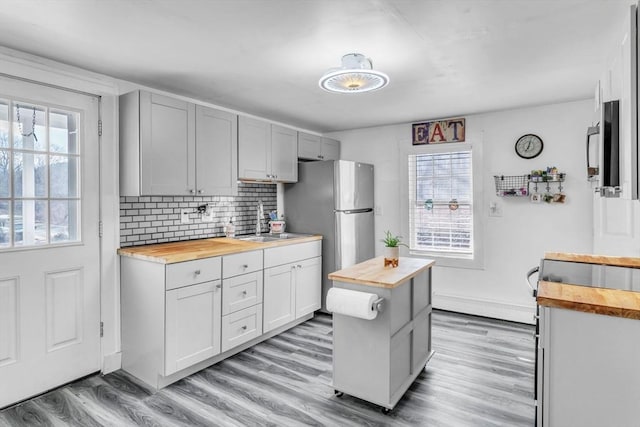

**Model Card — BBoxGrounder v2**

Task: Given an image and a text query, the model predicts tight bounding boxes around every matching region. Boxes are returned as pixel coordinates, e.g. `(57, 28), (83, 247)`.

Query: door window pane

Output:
(49, 110), (78, 154)
(50, 155), (78, 198)
(0, 101), (8, 148)
(0, 201), (9, 247)
(50, 199), (79, 242)
(14, 200), (48, 246)
(1, 99), (81, 250)
(13, 104), (46, 151)
(13, 152), (48, 198)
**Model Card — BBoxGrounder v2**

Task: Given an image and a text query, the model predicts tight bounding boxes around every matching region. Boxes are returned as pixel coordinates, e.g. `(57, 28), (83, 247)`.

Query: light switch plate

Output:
(181, 209), (191, 224)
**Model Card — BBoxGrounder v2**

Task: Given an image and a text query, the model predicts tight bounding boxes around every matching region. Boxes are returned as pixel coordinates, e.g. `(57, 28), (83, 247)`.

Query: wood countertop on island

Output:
(117, 235), (322, 264)
(537, 280), (640, 320)
(328, 256), (435, 289)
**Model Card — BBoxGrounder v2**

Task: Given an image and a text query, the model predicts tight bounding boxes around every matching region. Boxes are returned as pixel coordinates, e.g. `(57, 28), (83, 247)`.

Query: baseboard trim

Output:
(434, 293), (535, 324)
(102, 352), (122, 374)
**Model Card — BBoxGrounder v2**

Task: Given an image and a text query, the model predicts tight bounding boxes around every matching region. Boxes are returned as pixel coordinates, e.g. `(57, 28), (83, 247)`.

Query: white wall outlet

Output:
(489, 201), (502, 217)
(201, 205), (214, 222)
(181, 209), (191, 224)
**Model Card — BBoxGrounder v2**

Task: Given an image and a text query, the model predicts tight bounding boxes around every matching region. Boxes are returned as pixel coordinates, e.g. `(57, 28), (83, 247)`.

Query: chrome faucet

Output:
(256, 200), (264, 236)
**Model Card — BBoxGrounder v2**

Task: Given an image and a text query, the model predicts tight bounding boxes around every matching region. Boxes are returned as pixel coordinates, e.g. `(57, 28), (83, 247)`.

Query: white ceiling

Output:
(0, 0), (632, 133)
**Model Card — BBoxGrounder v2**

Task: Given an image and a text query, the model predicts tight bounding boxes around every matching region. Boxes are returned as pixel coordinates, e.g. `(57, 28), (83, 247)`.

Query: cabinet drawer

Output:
(222, 271), (263, 315)
(166, 257), (221, 290)
(264, 240), (321, 268)
(223, 250), (263, 279)
(221, 304), (263, 353)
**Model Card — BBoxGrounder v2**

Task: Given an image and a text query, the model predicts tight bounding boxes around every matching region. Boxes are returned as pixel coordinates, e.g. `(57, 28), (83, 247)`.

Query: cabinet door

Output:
(271, 124), (298, 182)
(298, 132), (322, 160)
(195, 106), (238, 196)
(263, 263), (295, 332)
(165, 280), (221, 375)
(238, 116), (270, 180)
(295, 256), (321, 318)
(140, 91), (196, 195)
(321, 137), (340, 161)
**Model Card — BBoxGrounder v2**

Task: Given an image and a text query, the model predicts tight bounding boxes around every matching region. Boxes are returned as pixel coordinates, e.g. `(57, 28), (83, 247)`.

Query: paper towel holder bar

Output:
(372, 297), (384, 313)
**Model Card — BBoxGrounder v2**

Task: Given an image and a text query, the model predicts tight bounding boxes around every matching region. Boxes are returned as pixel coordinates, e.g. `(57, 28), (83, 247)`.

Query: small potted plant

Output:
(381, 230), (407, 267)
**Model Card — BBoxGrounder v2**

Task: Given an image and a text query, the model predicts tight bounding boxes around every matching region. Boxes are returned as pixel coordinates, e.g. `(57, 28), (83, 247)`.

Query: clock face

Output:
(515, 134), (543, 159)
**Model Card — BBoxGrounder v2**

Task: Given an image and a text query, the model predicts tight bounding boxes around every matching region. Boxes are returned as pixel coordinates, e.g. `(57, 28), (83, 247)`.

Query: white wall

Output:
(329, 100), (595, 323)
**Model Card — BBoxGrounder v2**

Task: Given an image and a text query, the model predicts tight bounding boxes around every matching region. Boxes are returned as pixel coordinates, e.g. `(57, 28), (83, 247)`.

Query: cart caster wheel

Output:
(334, 390), (343, 397)
(381, 407), (391, 415)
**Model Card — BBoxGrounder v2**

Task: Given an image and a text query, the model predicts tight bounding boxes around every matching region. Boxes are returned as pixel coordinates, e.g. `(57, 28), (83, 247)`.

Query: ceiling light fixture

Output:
(319, 53), (389, 94)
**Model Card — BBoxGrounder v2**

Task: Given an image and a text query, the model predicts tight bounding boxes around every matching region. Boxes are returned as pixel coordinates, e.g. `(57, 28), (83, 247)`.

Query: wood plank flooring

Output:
(0, 310), (535, 426)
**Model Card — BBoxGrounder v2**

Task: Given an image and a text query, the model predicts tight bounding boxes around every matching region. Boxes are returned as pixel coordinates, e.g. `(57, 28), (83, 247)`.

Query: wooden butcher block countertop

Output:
(118, 235), (322, 264)
(328, 256), (435, 289)
(538, 252), (640, 319)
(537, 281), (640, 320)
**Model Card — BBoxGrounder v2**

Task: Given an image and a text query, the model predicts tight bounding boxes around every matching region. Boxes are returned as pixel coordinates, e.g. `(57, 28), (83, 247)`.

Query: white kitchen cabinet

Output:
(119, 90), (238, 196)
(263, 240), (322, 332)
(165, 280), (221, 375)
(121, 255), (222, 389)
(295, 256), (322, 317)
(263, 263), (296, 332)
(195, 105), (238, 196)
(220, 250), (264, 352)
(238, 115), (298, 182)
(298, 132), (340, 161)
(537, 306), (640, 427)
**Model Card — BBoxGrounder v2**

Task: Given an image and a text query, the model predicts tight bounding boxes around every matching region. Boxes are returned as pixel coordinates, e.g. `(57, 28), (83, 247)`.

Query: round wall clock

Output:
(515, 134), (543, 159)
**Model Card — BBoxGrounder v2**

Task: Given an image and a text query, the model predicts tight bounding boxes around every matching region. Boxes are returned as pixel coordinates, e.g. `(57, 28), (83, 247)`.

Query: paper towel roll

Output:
(326, 287), (379, 320)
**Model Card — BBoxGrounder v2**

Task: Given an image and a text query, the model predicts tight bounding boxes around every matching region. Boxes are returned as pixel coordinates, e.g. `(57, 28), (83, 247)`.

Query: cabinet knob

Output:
(216, 284), (221, 289)
(242, 264), (248, 269)
(242, 290), (248, 297)
(241, 325), (247, 331)
(194, 269), (201, 275)
(297, 264), (302, 268)
(189, 189), (195, 194)
(291, 265), (296, 270)
(198, 189), (203, 194)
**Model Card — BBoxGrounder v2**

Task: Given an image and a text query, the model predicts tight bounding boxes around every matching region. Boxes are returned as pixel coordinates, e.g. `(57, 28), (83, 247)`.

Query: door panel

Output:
(263, 264), (295, 332)
(0, 77), (100, 408)
(335, 210), (375, 270)
(46, 268), (83, 352)
(0, 277), (18, 367)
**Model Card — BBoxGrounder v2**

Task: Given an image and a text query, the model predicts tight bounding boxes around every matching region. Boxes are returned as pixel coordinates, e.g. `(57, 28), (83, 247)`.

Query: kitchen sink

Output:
(238, 235), (281, 242)
(237, 233), (312, 242)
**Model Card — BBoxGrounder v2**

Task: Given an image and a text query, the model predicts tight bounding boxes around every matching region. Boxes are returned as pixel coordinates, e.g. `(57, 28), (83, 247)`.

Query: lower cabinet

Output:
(120, 239), (322, 390)
(263, 240), (322, 333)
(537, 306), (640, 427)
(165, 280), (222, 375)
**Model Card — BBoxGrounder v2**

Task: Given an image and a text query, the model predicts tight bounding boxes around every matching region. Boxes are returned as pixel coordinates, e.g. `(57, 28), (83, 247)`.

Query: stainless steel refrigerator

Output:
(284, 160), (374, 312)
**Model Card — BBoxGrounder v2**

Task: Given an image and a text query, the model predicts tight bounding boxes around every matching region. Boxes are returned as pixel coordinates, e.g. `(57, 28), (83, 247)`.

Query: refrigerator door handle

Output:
(335, 208), (373, 214)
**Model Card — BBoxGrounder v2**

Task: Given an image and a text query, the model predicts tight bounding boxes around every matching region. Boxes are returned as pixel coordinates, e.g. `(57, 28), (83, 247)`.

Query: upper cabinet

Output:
(238, 116), (298, 182)
(298, 132), (340, 161)
(119, 90), (238, 196)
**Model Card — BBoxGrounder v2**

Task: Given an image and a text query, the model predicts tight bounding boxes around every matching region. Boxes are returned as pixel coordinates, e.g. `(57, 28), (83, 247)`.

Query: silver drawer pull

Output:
(216, 284), (221, 289)
(242, 264), (249, 269)
(241, 325), (247, 331)
(242, 290), (248, 297)
(297, 264), (302, 268)
(194, 270), (201, 275)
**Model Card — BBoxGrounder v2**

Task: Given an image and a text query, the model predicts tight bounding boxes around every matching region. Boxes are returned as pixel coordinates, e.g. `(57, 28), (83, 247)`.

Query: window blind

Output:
(408, 150), (473, 254)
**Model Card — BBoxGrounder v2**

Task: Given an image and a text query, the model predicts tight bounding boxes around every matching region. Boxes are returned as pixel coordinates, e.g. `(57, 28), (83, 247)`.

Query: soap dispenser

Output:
(225, 217), (236, 238)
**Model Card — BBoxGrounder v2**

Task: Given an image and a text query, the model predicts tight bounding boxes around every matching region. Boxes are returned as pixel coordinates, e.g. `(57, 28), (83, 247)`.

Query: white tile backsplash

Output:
(119, 182), (277, 247)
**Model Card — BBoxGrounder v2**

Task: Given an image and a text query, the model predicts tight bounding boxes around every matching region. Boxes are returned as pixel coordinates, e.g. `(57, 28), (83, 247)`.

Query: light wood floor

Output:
(0, 310), (535, 426)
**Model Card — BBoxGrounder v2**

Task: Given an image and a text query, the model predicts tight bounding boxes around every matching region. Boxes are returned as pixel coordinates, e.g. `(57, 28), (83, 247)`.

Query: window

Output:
(408, 149), (473, 256)
(0, 99), (81, 249)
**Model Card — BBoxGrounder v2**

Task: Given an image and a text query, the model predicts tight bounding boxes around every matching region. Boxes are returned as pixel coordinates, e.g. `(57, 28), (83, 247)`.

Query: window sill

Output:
(408, 249), (484, 270)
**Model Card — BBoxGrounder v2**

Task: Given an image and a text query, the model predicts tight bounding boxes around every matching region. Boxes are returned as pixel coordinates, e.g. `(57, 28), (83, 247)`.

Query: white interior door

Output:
(0, 76), (100, 408)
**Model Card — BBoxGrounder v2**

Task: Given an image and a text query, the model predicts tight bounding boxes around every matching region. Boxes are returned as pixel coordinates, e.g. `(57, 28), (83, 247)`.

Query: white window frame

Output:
(400, 141), (484, 269)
